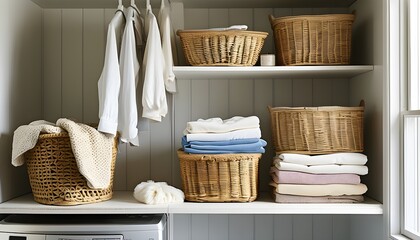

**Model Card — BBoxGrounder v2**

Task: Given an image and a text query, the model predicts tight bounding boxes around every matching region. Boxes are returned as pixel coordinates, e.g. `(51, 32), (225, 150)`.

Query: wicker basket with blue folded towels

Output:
(178, 116), (266, 202)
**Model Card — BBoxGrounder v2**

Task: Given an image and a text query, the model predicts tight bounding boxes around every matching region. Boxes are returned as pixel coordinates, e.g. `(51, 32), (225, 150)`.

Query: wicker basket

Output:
(24, 132), (118, 206)
(177, 30), (268, 66)
(269, 14), (355, 66)
(268, 101), (364, 154)
(177, 150), (261, 202)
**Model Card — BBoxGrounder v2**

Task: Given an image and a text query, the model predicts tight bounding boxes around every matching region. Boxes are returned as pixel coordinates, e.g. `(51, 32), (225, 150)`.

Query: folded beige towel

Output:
(270, 182), (368, 197)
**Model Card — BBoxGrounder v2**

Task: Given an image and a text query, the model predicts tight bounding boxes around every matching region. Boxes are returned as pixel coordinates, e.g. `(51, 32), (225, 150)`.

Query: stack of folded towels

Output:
(182, 116), (267, 154)
(270, 153), (368, 203)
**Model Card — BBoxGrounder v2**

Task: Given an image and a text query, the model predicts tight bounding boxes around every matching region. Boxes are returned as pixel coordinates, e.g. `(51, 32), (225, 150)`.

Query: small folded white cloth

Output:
(184, 116), (260, 134)
(186, 127), (261, 142)
(277, 153), (368, 166)
(133, 181), (184, 204)
(273, 158), (368, 175)
(270, 182), (368, 197)
(206, 25), (248, 31)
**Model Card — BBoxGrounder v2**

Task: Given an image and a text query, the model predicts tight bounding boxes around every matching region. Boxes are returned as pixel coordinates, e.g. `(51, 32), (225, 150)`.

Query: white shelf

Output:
(0, 191), (383, 215)
(173, 65), (374, 80)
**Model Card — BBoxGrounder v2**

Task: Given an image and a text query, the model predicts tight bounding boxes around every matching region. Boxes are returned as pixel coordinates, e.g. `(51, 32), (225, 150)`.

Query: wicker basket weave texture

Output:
(177, 150), (261, 202)
(177, 30), (268, 66)
(269, 104), (364, 155)
(269, 14), (355, 66)
(24, 132), (118, 206)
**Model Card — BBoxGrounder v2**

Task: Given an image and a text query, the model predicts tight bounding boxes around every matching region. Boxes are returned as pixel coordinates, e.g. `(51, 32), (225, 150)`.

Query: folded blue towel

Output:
(181, 136), (267, 154)
(183, 147), (265, 154)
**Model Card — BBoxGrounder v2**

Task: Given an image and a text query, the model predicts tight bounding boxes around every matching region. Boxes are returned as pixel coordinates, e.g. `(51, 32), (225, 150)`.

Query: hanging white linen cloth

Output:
(158, 0), (177, 93)
(118, 7), (145, 145)
(142, 3), (168, 122)
(97, 10), (125, 136)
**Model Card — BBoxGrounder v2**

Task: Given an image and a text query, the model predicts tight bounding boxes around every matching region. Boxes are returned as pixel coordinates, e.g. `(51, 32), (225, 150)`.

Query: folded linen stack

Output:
(270, 153), (368, 203)
(182, 116), (267, 154)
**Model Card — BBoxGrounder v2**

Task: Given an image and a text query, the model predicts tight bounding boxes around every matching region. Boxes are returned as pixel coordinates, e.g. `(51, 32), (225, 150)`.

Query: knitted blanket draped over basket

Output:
(12, 118), (114, 189)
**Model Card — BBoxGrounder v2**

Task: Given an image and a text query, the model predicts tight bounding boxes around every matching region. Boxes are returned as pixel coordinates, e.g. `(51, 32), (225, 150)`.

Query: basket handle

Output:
(359, 99), (365, 107)
(268, 15), (276, 28)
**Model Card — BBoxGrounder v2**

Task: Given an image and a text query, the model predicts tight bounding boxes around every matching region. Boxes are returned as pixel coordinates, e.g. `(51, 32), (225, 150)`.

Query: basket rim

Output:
(271, 13), (355, 22)
(177, 29), (269, 37)
(177, 149), (262, 160)
(268, 105), (364, 112)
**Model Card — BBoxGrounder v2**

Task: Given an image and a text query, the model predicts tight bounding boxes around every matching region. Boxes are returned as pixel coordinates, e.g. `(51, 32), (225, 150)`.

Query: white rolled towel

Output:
(133, 181), (184, 204)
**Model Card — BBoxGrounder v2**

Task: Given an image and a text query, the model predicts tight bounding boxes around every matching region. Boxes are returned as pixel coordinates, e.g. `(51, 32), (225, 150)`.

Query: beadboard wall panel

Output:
(173, 214), (352, 240)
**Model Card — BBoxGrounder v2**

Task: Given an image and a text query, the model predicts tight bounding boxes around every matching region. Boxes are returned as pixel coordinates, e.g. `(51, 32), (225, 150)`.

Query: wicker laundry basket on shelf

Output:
(177, 150), (261, 202)
(268, 101), (364, 155)
(269, 14), (355, 66)
(24, 132), (118, 206)
(177, 30), (268, 66)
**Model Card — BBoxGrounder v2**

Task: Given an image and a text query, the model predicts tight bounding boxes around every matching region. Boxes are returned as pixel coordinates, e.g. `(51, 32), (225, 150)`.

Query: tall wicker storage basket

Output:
(177, 150), (261, 202)
(24, 132), (118, 206)
(269, 14), (355, 66)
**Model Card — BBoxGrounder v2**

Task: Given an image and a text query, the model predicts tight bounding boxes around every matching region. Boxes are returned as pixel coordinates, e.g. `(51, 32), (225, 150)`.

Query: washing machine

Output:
(0, 214), (167, 240)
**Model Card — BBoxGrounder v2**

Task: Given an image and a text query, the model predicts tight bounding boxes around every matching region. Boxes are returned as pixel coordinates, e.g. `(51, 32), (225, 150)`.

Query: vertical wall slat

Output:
(293, 215), (313, 240)
(173, 79), (192, 188)
(184, 9), (209, 29)
(313, 215), (333, 240)
(228, 215), (254, 240)
(255, 215), (274, 240)
(333, 215), (351, 240)
(228, 9), (254, 30)
(82, 9), (104, 124)
(43, 9), (62, 122)
(209, 9), (229, 28)
(229, 79), (254, 116)
(332, 78), (350, 105)
(293, 79), (313, 106)
(126, 132), (151, 190)
(209, 80), (229, 119)
(254, 8), (274, 54)
(209, 215), (229, 240)
(192, 215), (209, 240)
(274, 215), (293, 240)
(191, 80), (210, 120)
(313, 79), (333, 106)
(274, 79), (293, 107)
(254, 79), (274, 192)
(173, 214), (191, 240)
(61, 9), (83, 120)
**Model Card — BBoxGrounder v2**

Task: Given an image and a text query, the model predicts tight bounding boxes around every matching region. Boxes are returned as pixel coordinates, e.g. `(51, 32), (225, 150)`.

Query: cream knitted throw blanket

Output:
(56, 118), (114, 189)
(12, 119), (114, 190)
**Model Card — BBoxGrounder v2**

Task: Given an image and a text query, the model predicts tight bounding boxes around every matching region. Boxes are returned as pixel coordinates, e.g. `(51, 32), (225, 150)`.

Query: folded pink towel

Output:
(270, 167), (361, 185)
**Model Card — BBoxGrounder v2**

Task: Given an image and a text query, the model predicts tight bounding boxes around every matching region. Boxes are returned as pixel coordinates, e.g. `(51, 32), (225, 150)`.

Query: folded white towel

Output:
(196, 25), (248, 31)
(277, 153), (368, 166)
(184, 116), (260, 134)
(270, 182), (368, 197)
(186, 127), (261, 142)
(133, 181), (184, 204)
(273, 158), (368, 175)
(12, 120), (62, 167)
